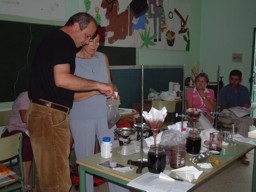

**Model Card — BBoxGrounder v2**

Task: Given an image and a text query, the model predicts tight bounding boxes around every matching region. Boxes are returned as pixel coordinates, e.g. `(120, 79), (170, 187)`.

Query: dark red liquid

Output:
(209, 145), (222, 151)
(170, 148), (186, 169)
(187, 109), (200, 123)
(148, 151), (166, 173)
(189, 112), (200, 122)
(186, 136), (201, 154)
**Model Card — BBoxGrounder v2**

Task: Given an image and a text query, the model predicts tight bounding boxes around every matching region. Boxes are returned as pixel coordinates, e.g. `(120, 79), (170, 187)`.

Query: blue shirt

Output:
(219, 84), (251, 108)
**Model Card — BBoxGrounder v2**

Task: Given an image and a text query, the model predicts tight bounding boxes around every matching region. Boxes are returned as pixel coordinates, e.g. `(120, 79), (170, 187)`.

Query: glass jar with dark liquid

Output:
(186, 129), (201, 154)
(147, 145), (166, 173)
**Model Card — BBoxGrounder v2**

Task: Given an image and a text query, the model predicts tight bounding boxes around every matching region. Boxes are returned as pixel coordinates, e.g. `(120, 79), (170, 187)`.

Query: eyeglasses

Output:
(196, 80), (207, 83)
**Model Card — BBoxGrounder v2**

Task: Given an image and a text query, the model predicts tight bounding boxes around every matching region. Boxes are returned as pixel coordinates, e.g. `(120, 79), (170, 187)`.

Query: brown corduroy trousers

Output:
(27, 103), (71, 192)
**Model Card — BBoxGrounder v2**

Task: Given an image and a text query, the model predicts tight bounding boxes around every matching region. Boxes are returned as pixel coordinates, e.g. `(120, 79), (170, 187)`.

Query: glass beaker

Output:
(186, 129), (201, 154)
(222, 131), (231, 143)
(147, 145), (166, 173)
(170, 144), (186, 169)
(209, 132), (222, 151)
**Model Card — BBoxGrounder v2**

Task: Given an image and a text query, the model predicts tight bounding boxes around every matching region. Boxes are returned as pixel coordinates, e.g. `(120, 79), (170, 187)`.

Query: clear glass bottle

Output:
(147, 145), (166, 173)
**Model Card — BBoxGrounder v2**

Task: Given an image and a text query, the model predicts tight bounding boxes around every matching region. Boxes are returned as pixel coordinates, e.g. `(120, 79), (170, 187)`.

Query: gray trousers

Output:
(70, 118), (130, 192)
(218, 109), (254, 137)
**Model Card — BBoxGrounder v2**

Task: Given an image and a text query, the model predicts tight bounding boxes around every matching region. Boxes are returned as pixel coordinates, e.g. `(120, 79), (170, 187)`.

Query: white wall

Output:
(200, 0), (256, 88)
(137, 0), (202, 79)
(0, 0), (84, 26)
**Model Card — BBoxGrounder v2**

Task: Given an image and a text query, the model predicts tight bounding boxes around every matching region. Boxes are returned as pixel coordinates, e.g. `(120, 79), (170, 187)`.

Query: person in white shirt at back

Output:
(1, 91), (33, 191)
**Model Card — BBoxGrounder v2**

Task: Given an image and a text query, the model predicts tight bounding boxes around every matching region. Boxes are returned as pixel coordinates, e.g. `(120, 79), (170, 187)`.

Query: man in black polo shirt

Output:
(27, 12), (113, 192)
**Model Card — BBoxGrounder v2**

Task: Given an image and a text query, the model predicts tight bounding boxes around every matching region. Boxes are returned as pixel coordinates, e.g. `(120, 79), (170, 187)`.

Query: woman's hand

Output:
(198, 90), (206, 98)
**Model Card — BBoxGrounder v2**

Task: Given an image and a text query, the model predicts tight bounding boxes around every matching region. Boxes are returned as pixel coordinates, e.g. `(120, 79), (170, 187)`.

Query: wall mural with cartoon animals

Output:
(84, 0), (190, 51)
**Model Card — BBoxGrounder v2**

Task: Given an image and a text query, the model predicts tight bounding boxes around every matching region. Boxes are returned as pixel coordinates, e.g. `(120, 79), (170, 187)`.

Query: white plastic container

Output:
(101, 137), (112, 158)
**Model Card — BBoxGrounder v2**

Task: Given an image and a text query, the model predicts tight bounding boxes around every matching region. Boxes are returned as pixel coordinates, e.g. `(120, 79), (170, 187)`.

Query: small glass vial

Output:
(101, 137), (112, 158)
(209, 132), (222, 151)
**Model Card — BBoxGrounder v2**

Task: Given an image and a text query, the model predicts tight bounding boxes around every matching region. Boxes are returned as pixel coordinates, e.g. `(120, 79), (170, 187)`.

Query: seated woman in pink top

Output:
(186, 73), (215, 124)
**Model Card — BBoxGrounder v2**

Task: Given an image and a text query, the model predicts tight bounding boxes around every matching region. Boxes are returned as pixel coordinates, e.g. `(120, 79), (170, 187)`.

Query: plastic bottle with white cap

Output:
(101, 137), (112, 158)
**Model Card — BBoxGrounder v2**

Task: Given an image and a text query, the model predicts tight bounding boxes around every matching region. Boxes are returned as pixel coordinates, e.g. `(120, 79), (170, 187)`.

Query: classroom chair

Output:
(0, 133), (25, 192)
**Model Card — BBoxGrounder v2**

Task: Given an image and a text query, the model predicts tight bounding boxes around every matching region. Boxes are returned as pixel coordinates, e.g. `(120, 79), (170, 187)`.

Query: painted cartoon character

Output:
(101, 0), (134, 44)
(146, 0), (166, 42)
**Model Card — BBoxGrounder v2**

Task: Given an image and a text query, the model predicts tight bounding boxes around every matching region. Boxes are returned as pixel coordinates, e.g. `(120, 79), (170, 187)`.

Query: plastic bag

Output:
(107, 97), (121, 128)
(147, 88), (160, 100)
(160, 129), (187, 163)
(159, 91), (176, 101)
(160, 129), (187, 147)
(198, 115), (214, 129)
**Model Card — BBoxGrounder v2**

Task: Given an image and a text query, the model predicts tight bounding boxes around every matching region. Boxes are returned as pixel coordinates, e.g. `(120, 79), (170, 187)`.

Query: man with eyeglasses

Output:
(27, 12), (114, 191)
(219, 69), (255, 165)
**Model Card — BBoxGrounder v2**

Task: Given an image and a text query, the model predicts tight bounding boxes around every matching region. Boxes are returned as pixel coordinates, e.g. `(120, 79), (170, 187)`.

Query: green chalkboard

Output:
(0, 20), (58, 101)
(98, 46), (136, 66)
(0, 20), (136, 102)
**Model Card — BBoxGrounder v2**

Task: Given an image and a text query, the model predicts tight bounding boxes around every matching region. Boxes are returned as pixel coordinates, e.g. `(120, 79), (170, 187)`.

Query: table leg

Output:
(79, 165), (86, 192)
(252, 149), (256, 192)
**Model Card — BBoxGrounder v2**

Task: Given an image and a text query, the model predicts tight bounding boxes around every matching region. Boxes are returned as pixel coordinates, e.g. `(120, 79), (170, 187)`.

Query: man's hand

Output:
(98, 83), (114, 96)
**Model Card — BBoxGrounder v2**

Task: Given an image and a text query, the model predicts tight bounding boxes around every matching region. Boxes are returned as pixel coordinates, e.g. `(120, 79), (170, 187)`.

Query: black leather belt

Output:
(32, 99), (70, 113)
